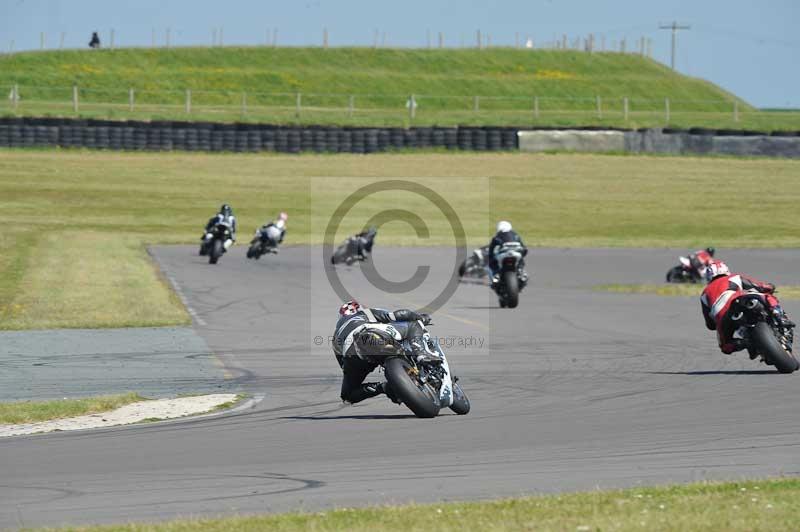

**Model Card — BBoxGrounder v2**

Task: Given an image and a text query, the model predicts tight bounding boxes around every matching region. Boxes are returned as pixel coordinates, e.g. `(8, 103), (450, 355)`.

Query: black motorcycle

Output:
(458, 245), (489, 278)
(199, 222), (232, 265)
(729, 293), (797, 373)
(352, 317), (470, 418)
(491, 242), (527, 308)
(331, 233), (375, 265)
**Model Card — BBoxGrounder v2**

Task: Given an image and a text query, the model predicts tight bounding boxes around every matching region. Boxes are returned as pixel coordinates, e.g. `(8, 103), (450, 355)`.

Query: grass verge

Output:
(39, 478), (800, 531)
(595, 284), (800, 299)
(1, 150), (799, 329)
(0, 392), (144, 424)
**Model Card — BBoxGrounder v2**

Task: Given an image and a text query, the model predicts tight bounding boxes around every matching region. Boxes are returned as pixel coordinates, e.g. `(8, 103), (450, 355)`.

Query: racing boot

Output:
(343, 382), (385, 404)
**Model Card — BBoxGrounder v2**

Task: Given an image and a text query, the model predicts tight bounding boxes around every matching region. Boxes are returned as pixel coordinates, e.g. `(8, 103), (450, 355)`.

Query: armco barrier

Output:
(0, 118), (518, 153)
(517, 127), (800, 158)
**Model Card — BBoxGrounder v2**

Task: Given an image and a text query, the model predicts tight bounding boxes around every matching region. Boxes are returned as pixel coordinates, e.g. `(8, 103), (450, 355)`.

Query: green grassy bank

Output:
(3, 47), (787, 129)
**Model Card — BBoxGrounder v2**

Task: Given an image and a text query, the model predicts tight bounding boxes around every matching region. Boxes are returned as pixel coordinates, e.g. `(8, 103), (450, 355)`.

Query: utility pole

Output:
(659, 21), (690, 70)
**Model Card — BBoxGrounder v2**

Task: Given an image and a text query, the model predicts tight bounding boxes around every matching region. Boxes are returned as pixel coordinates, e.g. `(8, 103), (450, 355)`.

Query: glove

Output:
(765, 283), (776, 293)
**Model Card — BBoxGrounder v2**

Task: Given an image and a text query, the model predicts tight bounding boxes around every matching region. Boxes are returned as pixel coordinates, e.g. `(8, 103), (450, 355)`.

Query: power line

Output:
(659, 21), (690, 70)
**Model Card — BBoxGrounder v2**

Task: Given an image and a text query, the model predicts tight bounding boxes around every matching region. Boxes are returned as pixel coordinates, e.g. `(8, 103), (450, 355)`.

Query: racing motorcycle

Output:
(199, 222), (233, 264)
(330, 230), (376, 265)
(353, 316), (470, 418)
(458, 245), (489, 278)
(491, 241), (527, 308)
(246, 226), (281, 260)
(666, 254), (709, 283)
(728, 292), (797, 373)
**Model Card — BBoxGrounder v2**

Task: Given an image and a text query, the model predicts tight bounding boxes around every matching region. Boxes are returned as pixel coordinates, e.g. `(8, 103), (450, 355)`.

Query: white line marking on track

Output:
(165, 274), (207, 327)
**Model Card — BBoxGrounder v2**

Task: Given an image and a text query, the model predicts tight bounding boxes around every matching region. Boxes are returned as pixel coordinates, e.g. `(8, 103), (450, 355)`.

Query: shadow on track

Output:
(648, 370), (777, 376)
(282, 414), (419, 420)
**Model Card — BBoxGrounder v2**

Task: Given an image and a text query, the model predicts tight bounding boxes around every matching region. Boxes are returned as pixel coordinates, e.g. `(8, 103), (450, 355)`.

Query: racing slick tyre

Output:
(752, 321), (799, 374)
(209, 239), (223, 265)
(503, 271), (519, 309)
(384, 357), (440, 418)
(458, 261), (466, 277)
(449, 383), (470, 415)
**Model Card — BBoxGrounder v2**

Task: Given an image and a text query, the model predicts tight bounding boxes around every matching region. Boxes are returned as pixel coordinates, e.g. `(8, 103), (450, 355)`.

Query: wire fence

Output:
(3, 84), (799, 129)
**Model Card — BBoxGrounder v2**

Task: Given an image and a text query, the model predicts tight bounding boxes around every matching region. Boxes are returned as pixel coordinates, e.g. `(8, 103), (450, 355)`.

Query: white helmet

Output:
(496, 221), (512, 233)
(704, 260), (730, 283)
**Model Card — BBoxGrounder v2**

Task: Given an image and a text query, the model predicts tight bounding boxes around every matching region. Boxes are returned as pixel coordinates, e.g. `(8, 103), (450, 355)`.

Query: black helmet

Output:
(220, 204), (232, 217)
(706, 247), (715, 257)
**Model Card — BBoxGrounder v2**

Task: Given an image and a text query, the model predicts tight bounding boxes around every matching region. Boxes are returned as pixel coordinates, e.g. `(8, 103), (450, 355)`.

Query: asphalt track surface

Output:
(2, 246), (800, 528)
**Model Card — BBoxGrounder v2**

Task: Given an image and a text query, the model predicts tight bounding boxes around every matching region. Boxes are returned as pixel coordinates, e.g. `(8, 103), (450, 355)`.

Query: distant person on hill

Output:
(89, 32), (101, 49)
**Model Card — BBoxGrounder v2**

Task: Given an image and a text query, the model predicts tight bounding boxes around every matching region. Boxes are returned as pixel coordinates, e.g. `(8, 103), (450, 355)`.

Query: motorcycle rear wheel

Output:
(384, 357), (440, 418)
(752, 321), (798, 374)
(503, 271), (519, 308)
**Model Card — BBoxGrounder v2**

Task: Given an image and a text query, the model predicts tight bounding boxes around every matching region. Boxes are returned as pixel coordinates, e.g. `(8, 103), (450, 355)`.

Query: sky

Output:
(1, 0), (798, 108)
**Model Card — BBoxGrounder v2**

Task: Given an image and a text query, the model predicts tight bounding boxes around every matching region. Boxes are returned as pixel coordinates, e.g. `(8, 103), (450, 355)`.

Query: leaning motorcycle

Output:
(331, 235), (372, 265)
(729, 292), (798, 373)
(247, 226), (280, 259)
(666, 255), (705, 283)
(353, 317), (470, 418)
(200, 222), (233, 265)
(459, 245), (489, 278)
(491, 242), (527, 308)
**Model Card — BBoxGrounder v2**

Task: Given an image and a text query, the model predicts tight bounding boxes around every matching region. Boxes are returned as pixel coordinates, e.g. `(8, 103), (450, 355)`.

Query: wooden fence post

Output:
(665, 97), (670, 123)
(473, 95), (480, 113)
(623, 97), (629, 122)
(185, 89), (191, 114)
(13, 83), (19, 111)
(596, 95), (602, 119)
(72, 85), (79, 112)
(295, 92), (301, 118)
(409, 94), (416, 120)
(129, 88), (134, 112)
(348, 95), (354, 118)
(533, 96), (539, 119)
(241, 92), (247, 117)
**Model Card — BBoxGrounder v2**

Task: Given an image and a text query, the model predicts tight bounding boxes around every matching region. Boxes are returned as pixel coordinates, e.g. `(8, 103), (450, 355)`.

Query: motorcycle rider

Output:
(688, 247), (715, 274)
(487, 221), (528, 284)
(354, 227), (377, 260)
(700, 260), (794, 356)
(254, 211), (288, 253)
(202, 203), (237, 251)
(332, 299), (439, 404)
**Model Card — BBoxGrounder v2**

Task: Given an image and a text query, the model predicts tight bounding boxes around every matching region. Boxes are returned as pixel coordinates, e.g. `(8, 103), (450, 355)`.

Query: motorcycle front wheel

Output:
(384, 357), (440, 418)
(209, 239), (223, 264)
(449, 383), (470, 415)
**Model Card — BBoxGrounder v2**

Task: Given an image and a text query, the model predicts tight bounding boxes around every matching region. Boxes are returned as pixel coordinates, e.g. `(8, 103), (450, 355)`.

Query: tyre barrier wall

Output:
(0, 118), (519, 153)
(518, 127), (800, 158)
